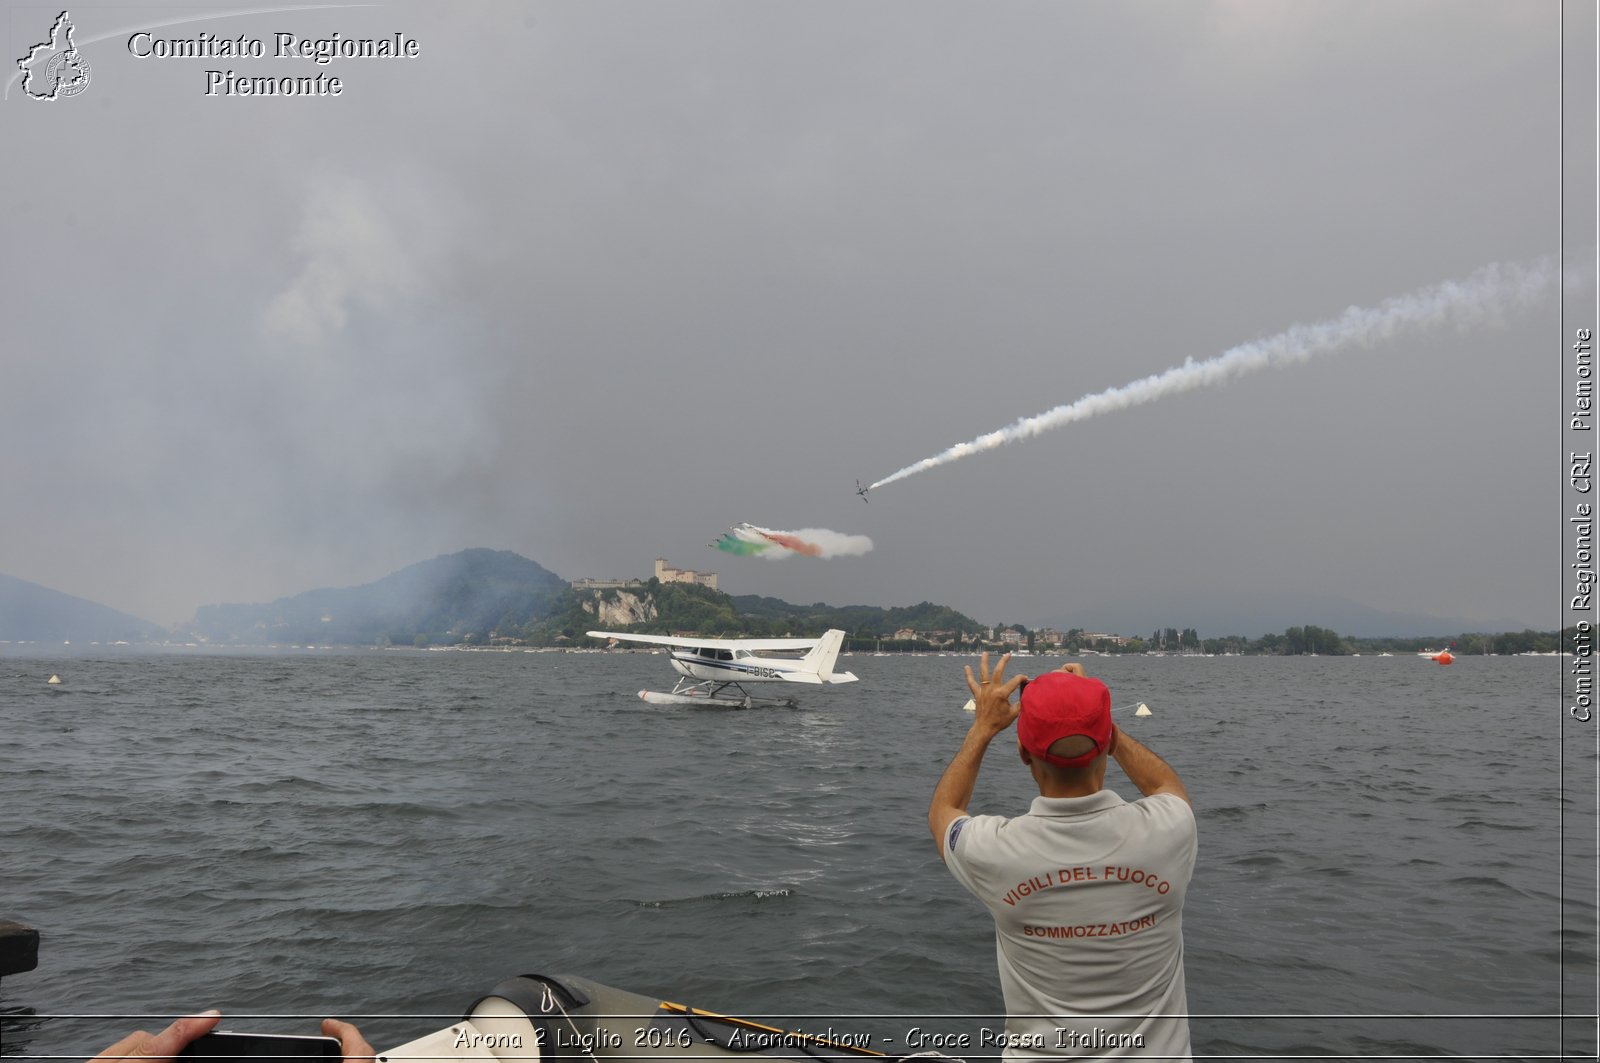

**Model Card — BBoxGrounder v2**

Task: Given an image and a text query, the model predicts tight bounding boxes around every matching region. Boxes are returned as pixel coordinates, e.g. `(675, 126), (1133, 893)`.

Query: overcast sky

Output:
(2, 1), (1592, 634)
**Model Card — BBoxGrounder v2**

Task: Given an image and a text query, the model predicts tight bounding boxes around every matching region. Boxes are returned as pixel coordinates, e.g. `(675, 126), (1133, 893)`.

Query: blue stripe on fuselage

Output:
(671, 653), (796, 677)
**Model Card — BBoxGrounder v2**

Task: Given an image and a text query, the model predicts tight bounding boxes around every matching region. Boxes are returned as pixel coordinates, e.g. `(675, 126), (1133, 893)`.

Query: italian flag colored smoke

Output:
(711, 523), (873, 559)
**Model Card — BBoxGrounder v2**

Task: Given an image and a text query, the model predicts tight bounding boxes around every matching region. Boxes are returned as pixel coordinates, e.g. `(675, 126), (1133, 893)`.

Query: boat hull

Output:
(384, 972), (887, 1062)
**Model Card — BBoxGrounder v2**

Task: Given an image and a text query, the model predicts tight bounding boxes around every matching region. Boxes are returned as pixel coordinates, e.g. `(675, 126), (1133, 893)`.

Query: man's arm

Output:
(928, 653), (1024, 856)
(1110, 725), (1189, 804)
(928, 724), (1003, 856)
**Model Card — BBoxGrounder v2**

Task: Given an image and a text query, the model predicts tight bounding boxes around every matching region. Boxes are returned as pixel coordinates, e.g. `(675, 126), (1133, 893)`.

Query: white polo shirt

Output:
(943, 790), (1197, 1060)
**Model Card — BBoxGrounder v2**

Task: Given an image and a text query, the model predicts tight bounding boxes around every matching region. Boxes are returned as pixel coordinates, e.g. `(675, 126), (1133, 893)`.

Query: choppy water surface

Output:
(1, 649), (1594, 1059)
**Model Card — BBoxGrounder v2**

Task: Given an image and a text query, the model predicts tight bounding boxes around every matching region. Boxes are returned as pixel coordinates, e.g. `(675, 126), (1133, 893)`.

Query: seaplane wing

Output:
(586, 631), (826, 652)
(588, 628), (858, 707)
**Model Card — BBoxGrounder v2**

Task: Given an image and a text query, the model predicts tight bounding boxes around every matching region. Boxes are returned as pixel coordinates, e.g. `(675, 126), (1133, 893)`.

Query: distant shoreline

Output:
(0, 637), (1576, 658)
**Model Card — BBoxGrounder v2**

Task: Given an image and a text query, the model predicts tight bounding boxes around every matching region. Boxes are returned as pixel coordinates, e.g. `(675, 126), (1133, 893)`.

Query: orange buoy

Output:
(1432, 650), (1454, 665)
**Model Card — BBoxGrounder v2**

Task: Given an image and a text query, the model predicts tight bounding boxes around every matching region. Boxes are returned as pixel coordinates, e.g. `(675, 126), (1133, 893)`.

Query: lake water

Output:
(1, 648), (1594, 1060)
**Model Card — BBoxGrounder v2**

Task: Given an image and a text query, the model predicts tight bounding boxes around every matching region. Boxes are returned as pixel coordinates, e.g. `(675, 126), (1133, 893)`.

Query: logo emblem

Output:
(947, 818), (967, 851)
(17, 11), (92, 100)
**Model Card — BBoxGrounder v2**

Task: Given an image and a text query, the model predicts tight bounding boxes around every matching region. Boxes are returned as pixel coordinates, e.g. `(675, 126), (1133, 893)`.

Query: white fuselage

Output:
(669, 647), (801, 683)
(587, 627), (856, 692)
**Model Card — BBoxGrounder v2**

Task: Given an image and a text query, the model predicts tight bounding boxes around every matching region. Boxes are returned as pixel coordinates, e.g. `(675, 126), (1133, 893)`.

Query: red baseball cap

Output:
(1017, 671), (1113, 769)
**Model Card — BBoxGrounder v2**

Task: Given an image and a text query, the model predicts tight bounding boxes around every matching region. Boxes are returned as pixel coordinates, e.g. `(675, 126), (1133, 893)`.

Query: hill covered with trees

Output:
(178, 549), (1573, 654)
(185, 550), (985, 648)
(190, 549), (569, 646)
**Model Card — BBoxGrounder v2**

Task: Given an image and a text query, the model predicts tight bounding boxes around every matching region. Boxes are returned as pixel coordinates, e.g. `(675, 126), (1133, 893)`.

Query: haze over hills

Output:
(190, 549), (569, 645)
(0, 548), (1557, 647)
(0, 573), (167, 643)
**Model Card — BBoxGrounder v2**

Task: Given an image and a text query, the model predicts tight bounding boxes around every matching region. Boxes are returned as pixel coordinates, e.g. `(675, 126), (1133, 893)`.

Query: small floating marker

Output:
(1431, 650), (1454, 665)
(46, 675), (61, 685)
(1134, 703), (1152, 717)
(961, 697), (976, 713)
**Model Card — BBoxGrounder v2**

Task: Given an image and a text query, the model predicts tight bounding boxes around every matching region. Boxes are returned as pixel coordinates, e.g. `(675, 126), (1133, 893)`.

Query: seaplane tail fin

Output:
(791, 629), (858, 684)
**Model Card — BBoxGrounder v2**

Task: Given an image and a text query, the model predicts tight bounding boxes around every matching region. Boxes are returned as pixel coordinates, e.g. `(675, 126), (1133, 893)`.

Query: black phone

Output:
(179, 1032), (343, 1063)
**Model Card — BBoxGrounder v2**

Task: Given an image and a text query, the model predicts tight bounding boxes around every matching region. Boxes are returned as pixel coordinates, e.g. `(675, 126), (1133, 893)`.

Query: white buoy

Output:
(46, 675), (61, 685)
(1134, 703), (1152, 717)
(961, 698), (976, 713)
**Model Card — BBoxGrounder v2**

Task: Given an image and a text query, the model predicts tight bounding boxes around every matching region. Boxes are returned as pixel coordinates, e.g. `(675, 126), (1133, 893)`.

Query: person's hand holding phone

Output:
(89, 1012), (222, 1063)
(178, 1031), (342, 1063)
(90, 1015), (371, 1063)
(319, 1020), (375, 1061)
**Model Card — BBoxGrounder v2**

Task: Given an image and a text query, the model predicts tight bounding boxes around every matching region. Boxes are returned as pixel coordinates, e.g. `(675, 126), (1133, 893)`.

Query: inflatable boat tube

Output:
(382, 973), (904, 1063)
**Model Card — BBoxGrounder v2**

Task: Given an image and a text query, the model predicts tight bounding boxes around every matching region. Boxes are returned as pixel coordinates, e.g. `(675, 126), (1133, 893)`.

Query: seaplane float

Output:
(586, 629), (858, 708)
(381, 970), (914, 1063)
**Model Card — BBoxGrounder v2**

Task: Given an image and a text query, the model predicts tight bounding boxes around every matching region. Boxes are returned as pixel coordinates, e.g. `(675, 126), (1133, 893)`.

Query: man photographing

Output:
(929, 654), (1196, 1060)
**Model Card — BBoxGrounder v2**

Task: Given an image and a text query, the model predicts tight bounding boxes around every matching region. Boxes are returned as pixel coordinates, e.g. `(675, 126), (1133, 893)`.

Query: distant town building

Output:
(655, 557), (718, 591)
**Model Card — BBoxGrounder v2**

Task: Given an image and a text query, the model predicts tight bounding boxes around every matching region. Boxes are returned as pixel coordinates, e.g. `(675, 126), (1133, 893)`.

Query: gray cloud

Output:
(0, 0), (1581, 633)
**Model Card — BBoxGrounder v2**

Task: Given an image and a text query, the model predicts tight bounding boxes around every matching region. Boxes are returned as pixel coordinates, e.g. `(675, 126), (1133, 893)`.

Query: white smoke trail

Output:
(773, 527), (874, 559)
(868, 257), (1560, 490)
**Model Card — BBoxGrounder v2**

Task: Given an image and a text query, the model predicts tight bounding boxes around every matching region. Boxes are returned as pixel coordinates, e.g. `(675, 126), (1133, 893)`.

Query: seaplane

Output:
(586, 628), (858, 708)
(855, 480), (870, 502)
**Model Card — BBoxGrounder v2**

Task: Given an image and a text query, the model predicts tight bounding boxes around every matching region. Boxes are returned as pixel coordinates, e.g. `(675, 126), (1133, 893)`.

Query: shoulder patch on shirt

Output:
(947, 817), (968, 851)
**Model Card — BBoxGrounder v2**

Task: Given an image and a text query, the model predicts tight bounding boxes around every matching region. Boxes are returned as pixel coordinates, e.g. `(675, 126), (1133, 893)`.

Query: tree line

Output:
(519, 582), (1573, 657)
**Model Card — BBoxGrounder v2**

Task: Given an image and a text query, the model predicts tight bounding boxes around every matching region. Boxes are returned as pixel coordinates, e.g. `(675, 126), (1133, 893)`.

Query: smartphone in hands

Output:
(179, 1032), (342, 1063)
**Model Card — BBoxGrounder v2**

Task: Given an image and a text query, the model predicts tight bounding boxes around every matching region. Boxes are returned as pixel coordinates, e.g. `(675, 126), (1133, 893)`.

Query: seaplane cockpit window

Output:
(699, 648), (717, 659)
(734, 650), (751, 659)
(717, 650), (734, 661)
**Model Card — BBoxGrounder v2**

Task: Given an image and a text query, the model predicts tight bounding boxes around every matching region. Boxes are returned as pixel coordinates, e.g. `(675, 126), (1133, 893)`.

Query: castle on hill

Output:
(653, 557), (717, 590)
(570, 558), (717, 592)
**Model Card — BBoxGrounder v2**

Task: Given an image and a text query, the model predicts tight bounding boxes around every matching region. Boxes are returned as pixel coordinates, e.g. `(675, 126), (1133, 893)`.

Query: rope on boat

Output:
(537, 979), (604, 1063)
